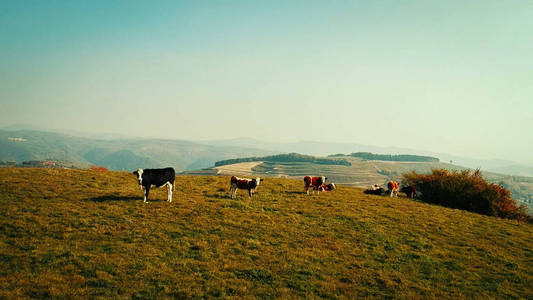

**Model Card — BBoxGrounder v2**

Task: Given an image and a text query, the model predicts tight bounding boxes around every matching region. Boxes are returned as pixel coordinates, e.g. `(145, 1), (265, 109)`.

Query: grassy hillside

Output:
(0, 168), (532, 299)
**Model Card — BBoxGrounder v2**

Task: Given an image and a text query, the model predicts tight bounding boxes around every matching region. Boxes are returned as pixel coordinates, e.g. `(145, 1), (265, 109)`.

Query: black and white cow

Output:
(132, 167), (175, 203)
(364, 187), (384, 195)
(364, 184), (384, 195)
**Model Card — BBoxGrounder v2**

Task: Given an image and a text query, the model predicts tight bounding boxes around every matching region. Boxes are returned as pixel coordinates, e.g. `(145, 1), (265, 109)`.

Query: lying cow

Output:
(230, 176), (263, 199)
(304, 176), (327, 195)
(133, 167), (175, 203)
(364, 187), (384, 195)
(318, 183), (336, 192)
(400, 185), (416, 199)
(387, 181), (399, 197)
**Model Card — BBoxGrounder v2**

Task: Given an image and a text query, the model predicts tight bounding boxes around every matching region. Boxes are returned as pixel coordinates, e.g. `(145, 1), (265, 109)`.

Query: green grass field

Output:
(0, 168), (532, 299)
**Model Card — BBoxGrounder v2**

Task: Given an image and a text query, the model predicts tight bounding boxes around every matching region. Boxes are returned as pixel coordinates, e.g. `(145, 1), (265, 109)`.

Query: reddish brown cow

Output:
(230, 176), (263, 199)
(400, 185), (416, 199)
(318, 183), (336, 192)
(304, 176), (327, 195)
(387, 181), (399, 197)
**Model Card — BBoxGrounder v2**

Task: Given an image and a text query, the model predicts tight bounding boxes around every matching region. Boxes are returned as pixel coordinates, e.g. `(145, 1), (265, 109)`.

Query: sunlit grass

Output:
(0, 168), (531, 298)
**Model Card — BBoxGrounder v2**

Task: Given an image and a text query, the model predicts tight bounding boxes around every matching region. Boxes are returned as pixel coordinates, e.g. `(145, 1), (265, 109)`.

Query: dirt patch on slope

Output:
(215, 161), (263, 176)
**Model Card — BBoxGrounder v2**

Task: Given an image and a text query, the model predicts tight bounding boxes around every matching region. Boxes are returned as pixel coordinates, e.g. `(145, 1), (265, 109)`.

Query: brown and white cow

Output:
(387, 181), (399, 197)
(318, 183), (336, 192)
(304, 176), (327, 195)
(230, 176), (263, 199)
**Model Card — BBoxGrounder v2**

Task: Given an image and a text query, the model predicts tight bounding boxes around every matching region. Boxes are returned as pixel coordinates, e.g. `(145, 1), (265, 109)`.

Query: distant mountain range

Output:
(1, 127), (532, 178)
(0, 130), (277, 171)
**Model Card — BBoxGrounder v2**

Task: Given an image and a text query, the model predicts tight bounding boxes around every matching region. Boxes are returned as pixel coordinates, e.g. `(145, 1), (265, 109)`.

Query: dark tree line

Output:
(348, 152), (439, 162)
(215, 153), (352, 167)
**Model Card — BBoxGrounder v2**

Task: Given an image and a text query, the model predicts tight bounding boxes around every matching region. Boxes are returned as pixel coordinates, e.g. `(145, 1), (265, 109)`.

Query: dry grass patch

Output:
(0, 168), (532, 299)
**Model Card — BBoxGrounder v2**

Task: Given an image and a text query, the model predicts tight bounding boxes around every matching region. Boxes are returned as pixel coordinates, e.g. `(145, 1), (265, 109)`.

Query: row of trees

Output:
(349, 152), (440, 162)
(402, 169), (530, 222)
(215, 153), (352, 167)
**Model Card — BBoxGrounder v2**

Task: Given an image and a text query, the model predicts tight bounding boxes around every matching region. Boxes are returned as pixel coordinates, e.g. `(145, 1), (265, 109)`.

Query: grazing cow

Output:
(304, 176), (327, 195)
(230, 176), (263, 199)
(364, 187), (384, 195)
(387, 181), (399, 197)
(132, 167), (175, 203)
(400, 185), (416, 199)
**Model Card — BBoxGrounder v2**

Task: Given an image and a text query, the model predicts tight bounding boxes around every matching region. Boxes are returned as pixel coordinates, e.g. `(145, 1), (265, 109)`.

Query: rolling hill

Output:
(0, 130), (278, 171)
(0, 168), (531, 298)
(203, 138), (533, 177)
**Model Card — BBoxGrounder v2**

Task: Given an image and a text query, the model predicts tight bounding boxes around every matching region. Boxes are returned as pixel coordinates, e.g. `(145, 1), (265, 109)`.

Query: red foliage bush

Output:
(402, 169), (530, 222)
(89, 166), (108, 172)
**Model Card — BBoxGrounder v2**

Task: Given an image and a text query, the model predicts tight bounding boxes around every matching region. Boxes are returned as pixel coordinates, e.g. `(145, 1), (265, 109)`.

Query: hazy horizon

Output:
(2, 1), (532, 164)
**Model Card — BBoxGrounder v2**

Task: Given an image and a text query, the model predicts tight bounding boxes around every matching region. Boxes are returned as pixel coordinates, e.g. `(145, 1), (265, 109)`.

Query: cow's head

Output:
(132, 168), (143, 186)
(255, 178), (263, 186)
(329, 183), (336, 190)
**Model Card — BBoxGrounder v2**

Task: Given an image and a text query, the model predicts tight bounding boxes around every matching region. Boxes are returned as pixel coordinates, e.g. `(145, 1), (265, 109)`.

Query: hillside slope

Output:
(0, 168), (531, 299)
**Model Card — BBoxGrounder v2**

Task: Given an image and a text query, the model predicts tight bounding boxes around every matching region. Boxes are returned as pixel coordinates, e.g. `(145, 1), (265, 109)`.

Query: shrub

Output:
(402, 169), (530, 222)
(89, 166), (108, 172)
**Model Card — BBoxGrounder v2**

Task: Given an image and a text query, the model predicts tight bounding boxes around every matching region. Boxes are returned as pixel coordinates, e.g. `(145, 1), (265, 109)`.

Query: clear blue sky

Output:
(1, 1), (532, 163)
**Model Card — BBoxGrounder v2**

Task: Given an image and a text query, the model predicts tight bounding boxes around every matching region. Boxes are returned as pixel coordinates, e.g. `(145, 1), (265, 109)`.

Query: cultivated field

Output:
(0, 168), (532, 299)
(216, 162), (264, 177)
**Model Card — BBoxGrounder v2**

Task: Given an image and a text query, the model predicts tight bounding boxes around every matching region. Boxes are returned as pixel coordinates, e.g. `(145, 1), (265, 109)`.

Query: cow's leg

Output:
(249, 189), (252, 198)
(168, 183), (173, 202)
(144, 187), (150, 203)
(231, 187), (236, 199)
(306, 186), (310, 195)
